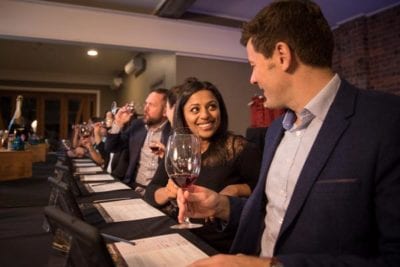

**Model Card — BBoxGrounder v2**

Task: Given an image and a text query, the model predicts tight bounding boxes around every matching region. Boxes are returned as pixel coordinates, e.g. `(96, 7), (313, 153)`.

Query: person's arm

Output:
(71, 124), (80, 148)
(219, 183), (251, 197)
(153, 179), (179, 205)
(87, 145), (105, 166)
(81, 137), (104, 166)
(93, 122), (103, 145)
(105, 114), (134, 153)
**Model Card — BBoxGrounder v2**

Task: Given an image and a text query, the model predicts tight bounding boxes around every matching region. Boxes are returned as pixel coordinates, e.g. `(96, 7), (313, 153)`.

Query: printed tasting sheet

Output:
(110, 233), (208, 267)
(75, 166), (103, 174)
(95, 198), (165, 222)
(72, 158), (93, 163)
(74, 162), (98, 167)
(80, 174), (115, 182)
(85, 181), (130, 193)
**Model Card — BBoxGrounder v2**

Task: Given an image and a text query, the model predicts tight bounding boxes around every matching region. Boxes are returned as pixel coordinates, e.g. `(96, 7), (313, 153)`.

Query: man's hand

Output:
(149, 142), (166, 158)
(176, 185), (230, 223)
(188, 254), (273, 267)
(114, 104), (134, 127)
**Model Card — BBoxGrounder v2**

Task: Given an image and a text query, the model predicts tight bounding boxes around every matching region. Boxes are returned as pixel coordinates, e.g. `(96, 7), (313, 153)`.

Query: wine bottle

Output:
(8, 95), (31, 140)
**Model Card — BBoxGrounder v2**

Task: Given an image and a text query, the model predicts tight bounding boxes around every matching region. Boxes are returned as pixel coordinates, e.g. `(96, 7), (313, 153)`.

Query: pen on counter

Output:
(93, 197), (132, 203)
(74, 171), (99, 176)
(91, 182), (112, 187)
(101, 233), (136, 246)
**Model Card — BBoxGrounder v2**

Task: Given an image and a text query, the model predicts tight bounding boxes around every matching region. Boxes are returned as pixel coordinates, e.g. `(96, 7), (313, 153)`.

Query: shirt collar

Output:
(282, 74), (341, 130)
(305, 73), (341, 122)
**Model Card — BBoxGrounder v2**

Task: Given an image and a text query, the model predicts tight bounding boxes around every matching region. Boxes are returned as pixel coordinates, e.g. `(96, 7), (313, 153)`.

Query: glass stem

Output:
(183, 216), (191, 224)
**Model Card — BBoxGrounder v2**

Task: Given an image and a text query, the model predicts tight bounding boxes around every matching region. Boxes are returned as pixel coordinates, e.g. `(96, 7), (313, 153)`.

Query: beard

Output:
(144, 114), (165, 127)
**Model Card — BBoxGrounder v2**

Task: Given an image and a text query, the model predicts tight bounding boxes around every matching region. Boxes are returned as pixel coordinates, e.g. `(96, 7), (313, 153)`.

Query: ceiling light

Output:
(87, 49), (98, 57)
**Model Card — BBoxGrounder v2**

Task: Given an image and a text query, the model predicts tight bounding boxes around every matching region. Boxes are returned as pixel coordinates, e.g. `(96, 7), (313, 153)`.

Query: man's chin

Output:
(145, 119), (161, 127)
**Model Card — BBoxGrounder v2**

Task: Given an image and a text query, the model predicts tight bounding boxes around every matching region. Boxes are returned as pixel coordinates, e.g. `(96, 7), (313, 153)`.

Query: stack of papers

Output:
(72, 158), (93, 163)
(85, 181), (130, 193)
(80, 174), (115, 182)
(110, 233), (208, 267)
(76, 166), (103, 174)
(74, 162), (98, 167)
(94, 198), (164, 222)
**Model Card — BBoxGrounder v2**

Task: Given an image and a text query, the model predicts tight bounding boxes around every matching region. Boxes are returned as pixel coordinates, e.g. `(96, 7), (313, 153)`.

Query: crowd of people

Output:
(63, 1), (400, 266)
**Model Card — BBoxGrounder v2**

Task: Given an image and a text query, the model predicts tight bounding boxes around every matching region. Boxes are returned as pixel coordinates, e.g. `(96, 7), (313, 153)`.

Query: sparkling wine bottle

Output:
(8, 95), (30, 140)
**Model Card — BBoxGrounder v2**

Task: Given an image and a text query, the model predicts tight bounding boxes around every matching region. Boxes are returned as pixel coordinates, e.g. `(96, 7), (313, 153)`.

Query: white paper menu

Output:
(111, 233), (208, 267)
(76, 166), (103, 174)
(72, 158), (93, 163)
(74, 162), (97, 167)
(80, 174), (115, 182)
(85, 181), (130, 193)
(95, 198), (164, 222)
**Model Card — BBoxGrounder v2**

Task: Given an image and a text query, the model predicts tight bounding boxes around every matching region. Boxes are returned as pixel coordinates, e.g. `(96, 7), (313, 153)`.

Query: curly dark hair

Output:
(241, 0), (334, 68)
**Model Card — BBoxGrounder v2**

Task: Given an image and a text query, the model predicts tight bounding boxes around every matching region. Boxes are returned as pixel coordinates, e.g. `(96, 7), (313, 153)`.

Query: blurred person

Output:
(66, 145), (87, 158)
(103, 111), (131, 180)
(176, 1), (400, 267)
(149, 79), (193, 158)
(105, 89), (171, 195)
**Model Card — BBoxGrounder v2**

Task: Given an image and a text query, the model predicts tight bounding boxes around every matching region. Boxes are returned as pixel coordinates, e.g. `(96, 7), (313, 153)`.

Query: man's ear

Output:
(275, 42), (292, 72)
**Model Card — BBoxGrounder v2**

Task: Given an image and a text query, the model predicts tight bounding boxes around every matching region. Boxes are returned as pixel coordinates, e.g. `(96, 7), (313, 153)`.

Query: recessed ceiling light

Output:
(87, 49), (98, 57)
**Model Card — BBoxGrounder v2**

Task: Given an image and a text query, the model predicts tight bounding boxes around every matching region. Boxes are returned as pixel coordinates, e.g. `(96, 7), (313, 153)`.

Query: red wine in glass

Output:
(149, 145), (160, 153)
(165, 130), (202, 229)
(170, 173), (198, 189)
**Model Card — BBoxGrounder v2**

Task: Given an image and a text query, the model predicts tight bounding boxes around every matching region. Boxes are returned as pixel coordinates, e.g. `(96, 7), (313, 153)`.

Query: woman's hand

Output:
(219, 184), (251, 197)
(165, 178), (178, 199)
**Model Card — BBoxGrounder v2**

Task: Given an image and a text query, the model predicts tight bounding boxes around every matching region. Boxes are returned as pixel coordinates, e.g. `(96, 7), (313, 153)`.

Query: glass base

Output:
(170, 222), (203, 229)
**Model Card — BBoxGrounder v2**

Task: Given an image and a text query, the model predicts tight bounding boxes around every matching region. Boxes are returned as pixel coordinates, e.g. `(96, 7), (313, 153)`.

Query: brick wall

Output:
(332, 4), (400, 95)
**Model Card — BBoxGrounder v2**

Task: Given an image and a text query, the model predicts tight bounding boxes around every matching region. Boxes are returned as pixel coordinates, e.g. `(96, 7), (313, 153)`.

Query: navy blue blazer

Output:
(105, 119), (171, 184)
(229, 80), (400, 266)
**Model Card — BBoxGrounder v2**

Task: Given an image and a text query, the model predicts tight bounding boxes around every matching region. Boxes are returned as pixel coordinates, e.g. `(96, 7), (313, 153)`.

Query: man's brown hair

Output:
(241, 0), (334, 67)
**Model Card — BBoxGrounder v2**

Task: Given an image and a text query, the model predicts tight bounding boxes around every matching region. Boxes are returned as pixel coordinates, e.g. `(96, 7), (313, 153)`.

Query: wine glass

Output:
(165, 128), (202, 229)
(60, 139), (71, 151)
(110, 101), (135, 115)
(147, 129), (160, 169)
(79, 122), (92, 137)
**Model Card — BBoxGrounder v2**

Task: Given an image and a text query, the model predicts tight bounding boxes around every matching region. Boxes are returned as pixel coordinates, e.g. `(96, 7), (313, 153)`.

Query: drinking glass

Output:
(79, 123), (92, 137)
(60, 139), (71, 151)
(165, 128), (202, 229)
(110, 101), (135, 115)
(148, 130), (160, 168)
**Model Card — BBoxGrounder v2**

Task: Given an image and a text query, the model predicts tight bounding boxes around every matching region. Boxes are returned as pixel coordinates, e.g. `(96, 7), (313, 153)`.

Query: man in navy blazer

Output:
(106, 88), (171, 193)
(177, 1), (400, 267)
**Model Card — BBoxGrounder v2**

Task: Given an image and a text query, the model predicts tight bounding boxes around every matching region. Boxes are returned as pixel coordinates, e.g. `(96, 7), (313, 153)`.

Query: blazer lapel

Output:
(126, 126), (147, 179)
(276, 81), (357, 243)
